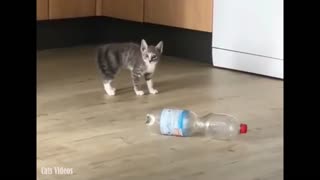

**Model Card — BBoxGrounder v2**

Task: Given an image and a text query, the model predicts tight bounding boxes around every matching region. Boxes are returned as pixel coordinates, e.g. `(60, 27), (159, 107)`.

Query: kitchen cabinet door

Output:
(144, 0), (213, 32)
(101, 0), (144, 22)
(49, 0), (96, 20)
(37, 0), (49, 20)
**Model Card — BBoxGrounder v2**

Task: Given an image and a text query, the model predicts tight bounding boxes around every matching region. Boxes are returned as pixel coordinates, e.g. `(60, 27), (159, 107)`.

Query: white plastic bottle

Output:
(145, 109), (247, 140)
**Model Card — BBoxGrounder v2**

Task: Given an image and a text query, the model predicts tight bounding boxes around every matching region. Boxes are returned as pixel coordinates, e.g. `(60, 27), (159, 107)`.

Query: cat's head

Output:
(140, 39), (163, 64)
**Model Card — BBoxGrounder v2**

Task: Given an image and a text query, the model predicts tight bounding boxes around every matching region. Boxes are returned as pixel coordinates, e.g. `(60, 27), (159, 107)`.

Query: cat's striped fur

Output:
(96, 39), (163, 96)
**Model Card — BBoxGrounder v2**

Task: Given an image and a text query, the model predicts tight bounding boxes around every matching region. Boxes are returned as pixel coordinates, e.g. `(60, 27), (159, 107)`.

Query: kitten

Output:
(96, 39), (163, 96)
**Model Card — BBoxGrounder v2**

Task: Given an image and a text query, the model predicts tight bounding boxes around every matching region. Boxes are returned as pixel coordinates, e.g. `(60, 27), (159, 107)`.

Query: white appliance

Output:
(212, 0), (283, 79)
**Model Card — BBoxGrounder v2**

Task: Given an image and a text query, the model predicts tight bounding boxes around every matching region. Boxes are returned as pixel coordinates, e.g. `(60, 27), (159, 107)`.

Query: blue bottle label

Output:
(160, 109), (188, 137)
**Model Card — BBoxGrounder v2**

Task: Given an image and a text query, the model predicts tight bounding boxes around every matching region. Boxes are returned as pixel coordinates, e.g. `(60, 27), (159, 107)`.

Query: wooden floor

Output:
(37, 46), (283, 180)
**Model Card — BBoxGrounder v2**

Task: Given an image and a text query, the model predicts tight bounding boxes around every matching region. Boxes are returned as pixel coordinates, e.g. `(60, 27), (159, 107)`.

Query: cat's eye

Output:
(144, 54), (149, 59)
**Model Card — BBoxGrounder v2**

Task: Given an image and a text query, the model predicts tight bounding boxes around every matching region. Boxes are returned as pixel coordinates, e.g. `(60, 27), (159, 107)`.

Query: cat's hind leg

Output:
(103, 79), (116, 96)
(99, 66), (118, 96)
(96, 50), (119, 96)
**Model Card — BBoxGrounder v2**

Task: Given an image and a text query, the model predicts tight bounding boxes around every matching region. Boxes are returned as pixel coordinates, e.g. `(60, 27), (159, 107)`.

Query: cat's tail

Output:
(96, 47), (105, 75)
(96, 47), (103, 62)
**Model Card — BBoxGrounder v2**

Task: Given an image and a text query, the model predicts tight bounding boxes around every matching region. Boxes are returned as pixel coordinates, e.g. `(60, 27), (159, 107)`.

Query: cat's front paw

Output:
(135, 90), (145, 96)
(149, 89), (158, 95)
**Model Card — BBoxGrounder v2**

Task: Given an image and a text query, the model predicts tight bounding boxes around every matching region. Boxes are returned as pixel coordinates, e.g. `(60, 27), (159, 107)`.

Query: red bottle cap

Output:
(240, 123), (247, 134)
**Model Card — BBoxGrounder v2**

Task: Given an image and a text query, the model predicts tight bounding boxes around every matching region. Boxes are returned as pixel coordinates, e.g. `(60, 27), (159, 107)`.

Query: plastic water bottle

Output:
(145, 109), (247, 140)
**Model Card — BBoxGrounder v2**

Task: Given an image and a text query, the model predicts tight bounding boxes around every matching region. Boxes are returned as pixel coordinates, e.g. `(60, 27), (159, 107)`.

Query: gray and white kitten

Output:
(96, 39), (163, 96)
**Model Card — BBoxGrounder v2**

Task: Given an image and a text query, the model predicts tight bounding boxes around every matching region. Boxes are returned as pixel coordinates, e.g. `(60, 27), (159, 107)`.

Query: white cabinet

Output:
(212, 0), (283, 79)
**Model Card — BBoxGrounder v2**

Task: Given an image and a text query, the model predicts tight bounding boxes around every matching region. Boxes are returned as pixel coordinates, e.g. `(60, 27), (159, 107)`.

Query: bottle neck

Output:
(195, 120), (206, 129)
(196, 113), (213, 128)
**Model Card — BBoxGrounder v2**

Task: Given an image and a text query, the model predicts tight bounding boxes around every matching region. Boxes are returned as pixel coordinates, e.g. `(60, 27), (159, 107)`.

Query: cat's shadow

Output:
(116, 74), (210, 95)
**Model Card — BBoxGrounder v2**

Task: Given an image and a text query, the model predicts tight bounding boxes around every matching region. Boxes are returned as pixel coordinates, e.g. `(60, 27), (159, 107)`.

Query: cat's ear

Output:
(155, 41), (163, 54)
(140, 39), (148, 53)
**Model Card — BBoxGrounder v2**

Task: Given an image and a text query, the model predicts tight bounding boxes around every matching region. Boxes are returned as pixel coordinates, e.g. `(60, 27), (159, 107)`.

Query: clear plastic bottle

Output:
(145, 108), (247, 140)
